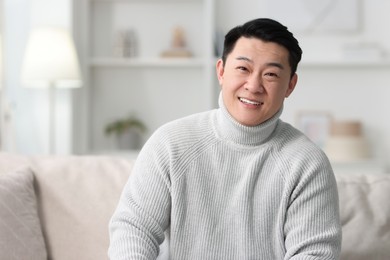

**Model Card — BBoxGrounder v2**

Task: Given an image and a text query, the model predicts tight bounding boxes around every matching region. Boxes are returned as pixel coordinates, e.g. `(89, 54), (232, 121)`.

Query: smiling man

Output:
(109, 18), (342, 260)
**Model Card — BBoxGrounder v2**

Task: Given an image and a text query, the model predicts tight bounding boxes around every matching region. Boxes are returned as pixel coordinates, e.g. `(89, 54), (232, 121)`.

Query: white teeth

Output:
(239, 97), (261, 105)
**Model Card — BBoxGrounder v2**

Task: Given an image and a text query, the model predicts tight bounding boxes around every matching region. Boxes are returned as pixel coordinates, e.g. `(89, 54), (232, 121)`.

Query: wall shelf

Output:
(300, 58), (390, 68)
(89, 57), (208, 68)
(75, 0), (216, 153)
(90, 0), (199, 3)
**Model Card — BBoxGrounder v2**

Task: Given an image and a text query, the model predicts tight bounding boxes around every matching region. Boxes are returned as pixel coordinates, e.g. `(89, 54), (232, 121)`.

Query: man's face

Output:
(216, 37), (298, 126)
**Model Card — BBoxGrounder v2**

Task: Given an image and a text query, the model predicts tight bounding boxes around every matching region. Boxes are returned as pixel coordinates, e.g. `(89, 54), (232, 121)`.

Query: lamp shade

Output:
(21, 27), (82, 88)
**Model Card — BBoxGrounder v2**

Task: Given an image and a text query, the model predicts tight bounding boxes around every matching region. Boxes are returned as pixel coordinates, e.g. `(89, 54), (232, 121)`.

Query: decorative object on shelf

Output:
(296, 111), (332, 149)
(21, 27), (82, 154)
(324, 120), (370, 162)
(161, 26), (192, 58)
(104, 114), (147, 150)
(113, 29), (137, 58)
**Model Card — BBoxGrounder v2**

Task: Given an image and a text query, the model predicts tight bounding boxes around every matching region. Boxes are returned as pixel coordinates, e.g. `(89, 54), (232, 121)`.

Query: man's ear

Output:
(216, 59), (224, 86)
(285, 73), (298, 98)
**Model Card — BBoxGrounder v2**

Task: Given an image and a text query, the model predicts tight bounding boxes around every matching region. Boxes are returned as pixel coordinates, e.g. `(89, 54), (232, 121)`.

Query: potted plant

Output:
(104, 114), (147, 150)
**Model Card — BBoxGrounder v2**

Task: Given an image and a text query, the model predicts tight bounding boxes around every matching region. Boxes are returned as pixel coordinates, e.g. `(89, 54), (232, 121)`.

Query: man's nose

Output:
(245, 75), (264, 94)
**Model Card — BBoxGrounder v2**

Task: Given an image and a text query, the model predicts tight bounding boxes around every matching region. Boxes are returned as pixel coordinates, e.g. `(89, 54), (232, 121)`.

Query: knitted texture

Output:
(109, 98), (341, 259)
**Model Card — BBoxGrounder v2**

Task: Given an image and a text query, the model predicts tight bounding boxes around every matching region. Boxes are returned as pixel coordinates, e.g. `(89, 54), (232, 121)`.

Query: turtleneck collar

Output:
(214, 92), (282, 146)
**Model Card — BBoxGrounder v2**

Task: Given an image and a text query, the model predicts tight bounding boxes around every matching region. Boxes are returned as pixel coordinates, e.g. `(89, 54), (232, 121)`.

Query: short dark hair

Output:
(221, 18), (303, 77)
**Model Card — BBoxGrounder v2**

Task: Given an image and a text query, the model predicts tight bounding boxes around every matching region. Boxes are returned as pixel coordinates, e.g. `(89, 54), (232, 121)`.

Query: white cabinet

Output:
(73, 0), (217, 153)
(331, 160), (387, 175)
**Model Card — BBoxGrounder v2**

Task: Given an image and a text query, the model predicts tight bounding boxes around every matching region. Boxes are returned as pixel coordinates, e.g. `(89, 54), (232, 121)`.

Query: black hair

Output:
(221, 18), (303, 77)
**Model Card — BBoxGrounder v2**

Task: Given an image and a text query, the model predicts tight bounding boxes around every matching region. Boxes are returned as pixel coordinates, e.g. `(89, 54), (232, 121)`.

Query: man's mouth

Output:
(239, 97), (263, 106)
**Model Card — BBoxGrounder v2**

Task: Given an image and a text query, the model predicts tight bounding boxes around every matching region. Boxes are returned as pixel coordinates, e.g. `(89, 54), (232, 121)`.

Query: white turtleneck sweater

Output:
(108, 96), (342, 259)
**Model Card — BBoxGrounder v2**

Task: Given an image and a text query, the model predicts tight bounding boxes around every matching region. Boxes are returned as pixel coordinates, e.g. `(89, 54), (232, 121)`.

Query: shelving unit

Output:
(74, 0), (216, 153)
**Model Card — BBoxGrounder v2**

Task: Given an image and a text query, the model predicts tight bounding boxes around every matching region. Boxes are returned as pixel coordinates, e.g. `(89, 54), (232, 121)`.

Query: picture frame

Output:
(264, 0), (362, 34)
(296, 111), (332, 148)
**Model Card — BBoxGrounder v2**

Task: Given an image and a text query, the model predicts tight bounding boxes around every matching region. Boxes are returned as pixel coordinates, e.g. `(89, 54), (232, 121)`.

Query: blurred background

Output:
(0, 0), (389, 173)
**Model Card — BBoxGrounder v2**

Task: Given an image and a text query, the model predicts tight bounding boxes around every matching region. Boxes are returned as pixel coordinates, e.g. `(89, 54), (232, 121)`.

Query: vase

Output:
(116, 131), (142, 150)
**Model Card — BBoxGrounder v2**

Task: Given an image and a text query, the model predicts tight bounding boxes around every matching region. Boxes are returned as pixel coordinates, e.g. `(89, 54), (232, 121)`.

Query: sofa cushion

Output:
(0, 167), (47, 259)
(336, 173), (390, 260)
(31, 155), (133, 260)
(0, 153), (134, 260)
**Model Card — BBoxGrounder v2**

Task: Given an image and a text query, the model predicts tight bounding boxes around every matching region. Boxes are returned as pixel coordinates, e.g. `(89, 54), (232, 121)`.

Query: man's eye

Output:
(237, 66), (248, 71)
(265, 72), (278, 77)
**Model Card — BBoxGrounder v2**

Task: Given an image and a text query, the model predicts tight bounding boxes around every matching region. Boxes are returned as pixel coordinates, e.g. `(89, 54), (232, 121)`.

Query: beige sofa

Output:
(0, 152), (389, 260)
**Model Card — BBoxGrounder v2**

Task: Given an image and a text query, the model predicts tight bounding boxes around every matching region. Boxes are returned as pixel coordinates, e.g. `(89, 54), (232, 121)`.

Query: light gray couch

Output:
(0, 152), (389, 259)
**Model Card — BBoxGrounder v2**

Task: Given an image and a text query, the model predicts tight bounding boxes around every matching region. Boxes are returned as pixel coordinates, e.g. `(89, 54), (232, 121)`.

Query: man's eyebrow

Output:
(266, 62), (284, 70)
(236, 56), (253, 63)
(235, 56), (284, 69)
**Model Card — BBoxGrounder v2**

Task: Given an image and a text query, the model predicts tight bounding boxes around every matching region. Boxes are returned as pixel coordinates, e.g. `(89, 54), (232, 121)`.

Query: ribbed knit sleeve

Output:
(274, 126), (342, 259)
(108, 127), (174, 259)
(108, 111), (217, 259)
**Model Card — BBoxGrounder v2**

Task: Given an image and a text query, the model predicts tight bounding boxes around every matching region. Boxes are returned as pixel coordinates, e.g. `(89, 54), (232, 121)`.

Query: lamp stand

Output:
(48, 84), (56, 154)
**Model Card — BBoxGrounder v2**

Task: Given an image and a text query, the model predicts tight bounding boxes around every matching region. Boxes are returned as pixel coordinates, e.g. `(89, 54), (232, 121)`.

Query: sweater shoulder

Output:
(272, 121), (332, 173)
(142, 110), (217, 161)
(157, 110), (215, 142)
(273, 121), (338, 205)
(274, 121), (327, 157)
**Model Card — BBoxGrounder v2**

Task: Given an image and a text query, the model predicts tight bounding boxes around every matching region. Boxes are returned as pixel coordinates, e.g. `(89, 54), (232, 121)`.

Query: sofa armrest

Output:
(336, 173), (390, 260)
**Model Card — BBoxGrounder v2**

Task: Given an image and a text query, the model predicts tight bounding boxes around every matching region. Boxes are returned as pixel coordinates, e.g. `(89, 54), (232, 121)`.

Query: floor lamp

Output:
(21, 27), (82, 154)
(0, 34), (3, 150)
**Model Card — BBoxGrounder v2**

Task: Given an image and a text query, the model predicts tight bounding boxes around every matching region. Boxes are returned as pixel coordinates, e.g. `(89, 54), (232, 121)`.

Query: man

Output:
(109, 18), (342, 259)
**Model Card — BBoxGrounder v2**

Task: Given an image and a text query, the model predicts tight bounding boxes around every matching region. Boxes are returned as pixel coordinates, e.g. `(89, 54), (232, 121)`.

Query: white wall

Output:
(3, 0), (390, 171)
(216, 0), (390, 171)
(3, 0), (33, 153)
(3, 0), (74, 154)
